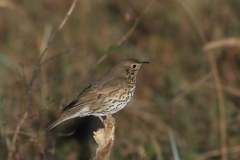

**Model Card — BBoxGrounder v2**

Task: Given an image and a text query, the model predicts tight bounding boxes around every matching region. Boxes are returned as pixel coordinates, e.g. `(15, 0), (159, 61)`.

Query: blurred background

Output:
(1, 0), (240, 159)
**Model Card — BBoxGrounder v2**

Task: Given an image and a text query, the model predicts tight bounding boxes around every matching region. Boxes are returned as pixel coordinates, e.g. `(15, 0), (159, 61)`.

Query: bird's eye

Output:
(131, 64), (136, 68)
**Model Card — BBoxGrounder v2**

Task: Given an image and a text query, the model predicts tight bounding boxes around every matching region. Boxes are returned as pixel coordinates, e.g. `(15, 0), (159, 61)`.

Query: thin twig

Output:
(5, 130), (35, 138)
(116, 0), (156, 46)
(150, 135), (163, 160)
(172, 73), (212, 105)
(19, 63), (28, 89)
(196, 145), (240, 160)
(7, 1), (78, 159)
(89, 0), (156, 70)
(77, 0), (156, 88)
(40, 48), (75, 66)
(7, 111), (29, 160)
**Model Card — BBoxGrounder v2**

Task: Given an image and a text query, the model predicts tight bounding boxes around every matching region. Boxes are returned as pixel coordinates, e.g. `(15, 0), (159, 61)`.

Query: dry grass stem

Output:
(205, 82), (240, 98)
(0, 1), (27, 17)
(93, 114), (115, 160)
(203, 38), (240, 52)
(205, 52), (227, 160)
(176, 0), (207, 43)
(179, 1), (228, 159)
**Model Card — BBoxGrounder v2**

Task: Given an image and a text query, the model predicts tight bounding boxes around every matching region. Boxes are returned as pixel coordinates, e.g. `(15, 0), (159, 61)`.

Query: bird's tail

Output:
(44, 114), (69, 133)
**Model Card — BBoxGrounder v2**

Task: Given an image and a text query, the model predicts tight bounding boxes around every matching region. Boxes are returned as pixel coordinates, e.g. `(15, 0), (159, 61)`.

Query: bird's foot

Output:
(98, 116), (106, 125)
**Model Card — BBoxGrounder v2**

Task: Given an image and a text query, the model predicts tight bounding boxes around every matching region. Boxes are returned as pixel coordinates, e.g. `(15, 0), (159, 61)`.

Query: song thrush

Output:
(45, 58), (149, 132)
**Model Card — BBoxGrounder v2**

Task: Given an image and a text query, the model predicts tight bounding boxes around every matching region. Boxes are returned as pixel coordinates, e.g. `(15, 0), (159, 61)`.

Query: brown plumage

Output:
(44, 58), (149, 132)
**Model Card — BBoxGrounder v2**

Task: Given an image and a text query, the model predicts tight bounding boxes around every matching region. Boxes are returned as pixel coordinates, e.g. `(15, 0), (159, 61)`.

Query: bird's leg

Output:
(98, 116), (105, 124)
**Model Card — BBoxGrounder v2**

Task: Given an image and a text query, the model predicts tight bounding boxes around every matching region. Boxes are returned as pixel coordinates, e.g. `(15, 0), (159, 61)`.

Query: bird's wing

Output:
(61, 85), (95, 113)
(61, 77), (127, 113)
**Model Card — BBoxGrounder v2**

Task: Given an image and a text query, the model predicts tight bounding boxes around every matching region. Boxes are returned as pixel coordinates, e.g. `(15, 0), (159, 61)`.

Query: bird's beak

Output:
(141, 61), (150, 65)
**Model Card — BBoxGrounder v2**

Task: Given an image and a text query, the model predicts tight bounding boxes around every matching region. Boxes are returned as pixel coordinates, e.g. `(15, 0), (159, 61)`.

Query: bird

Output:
(44, 58), (149, 132)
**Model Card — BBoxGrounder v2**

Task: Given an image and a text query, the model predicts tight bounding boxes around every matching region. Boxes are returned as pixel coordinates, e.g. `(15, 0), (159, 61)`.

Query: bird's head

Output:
(114, 58), (149, 77)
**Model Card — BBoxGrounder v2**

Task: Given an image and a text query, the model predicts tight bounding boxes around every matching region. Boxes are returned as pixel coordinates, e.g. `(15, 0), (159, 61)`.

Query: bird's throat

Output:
(127, 74), (136, 84)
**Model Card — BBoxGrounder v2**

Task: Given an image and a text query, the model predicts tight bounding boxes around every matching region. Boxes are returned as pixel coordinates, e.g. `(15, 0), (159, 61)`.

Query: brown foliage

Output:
(1, 0), (240, 160)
